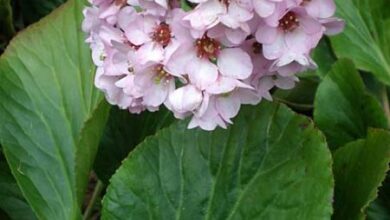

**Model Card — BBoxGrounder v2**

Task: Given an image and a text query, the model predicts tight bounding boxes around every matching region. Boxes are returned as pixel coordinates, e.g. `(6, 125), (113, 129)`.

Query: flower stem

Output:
(83, 181), (104, 220)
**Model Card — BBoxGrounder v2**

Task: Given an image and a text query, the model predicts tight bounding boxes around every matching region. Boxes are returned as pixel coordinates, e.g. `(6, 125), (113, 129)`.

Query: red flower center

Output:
(196, 35), (221, 60)
(279, 11), (300, 32)
(152, 23), (172, 47)
(252, 42), (262, 54)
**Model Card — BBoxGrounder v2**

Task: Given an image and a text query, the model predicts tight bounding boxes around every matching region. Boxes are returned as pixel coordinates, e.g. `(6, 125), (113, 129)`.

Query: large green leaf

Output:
(0, 0), (109, 219)
(94, 107), (174, 184)
(314, 59), (387, 150)
(18, 0), (66, 24)
(331, 0), (390, 85)
(0, 151), (36, 220)
(333, 129), (390, 220)
(102, 102), (333, 220)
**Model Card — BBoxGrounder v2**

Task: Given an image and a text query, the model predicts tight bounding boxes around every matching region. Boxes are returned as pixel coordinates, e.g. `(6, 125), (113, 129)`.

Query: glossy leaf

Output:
(0, 0), (109, 219)
(94, 107), (174, 184)
(333, 129), (390, 220)
(331, 0), (390, 85)
(102, 102), (333, 220)
(314, 59), (387, 149)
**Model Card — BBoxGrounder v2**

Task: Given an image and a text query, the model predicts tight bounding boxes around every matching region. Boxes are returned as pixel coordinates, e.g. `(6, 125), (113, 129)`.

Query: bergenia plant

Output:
(1, 0), (390, 219)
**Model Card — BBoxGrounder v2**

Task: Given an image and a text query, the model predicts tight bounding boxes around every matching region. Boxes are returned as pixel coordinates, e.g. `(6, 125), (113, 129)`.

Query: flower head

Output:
(83, 0), (344, 130)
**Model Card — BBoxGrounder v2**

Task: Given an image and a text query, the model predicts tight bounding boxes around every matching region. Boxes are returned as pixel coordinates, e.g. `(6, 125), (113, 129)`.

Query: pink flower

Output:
(166, 30), (253, 94)
(255, 7), (323, 67)
(184, 0), (253, 31)
(128, 0), (169, 16)
(187, 87), (261, 130)
(134, 65), (175, 108)
(252, 0), (300, 26)
(167, 84), (204, 115)
(302, 0), (335, 19)
(301, 0), (345, 35)
(119, 7), (181, 65)
(82, 0), (345, 130)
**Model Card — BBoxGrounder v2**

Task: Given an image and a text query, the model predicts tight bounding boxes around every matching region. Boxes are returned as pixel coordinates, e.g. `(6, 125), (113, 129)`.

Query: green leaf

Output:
(0, 1), (109, 219)
(331, 0), (390, 85)
(367, 200), (390, 220)
(273, 78), (318, 112)
(94, 107), (174, 184)
(75, 101), (110, 205)
(102, 102), (333, 220)
(367, 174), (390, 220)
(333, 129), (390, 220)
(312, 39), (337, 78)
(314, 59), (387, 150)
(0, 0), (15, 40)
(18, 0), (66, 25)
(0, 152), (36, 220)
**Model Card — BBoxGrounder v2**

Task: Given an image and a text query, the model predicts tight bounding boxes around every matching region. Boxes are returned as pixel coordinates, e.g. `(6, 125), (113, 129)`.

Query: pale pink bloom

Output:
(302, 0), (335, 19)
(188, 96), (228, 131)
(82, 7), (101, 35)
(134, 65), (176, 108)
(166, 30), (253, 94)
(167, 84), (204, 115)
(320, 18), (345, 35)
(82, 0), (344, 130)
(255, 7), (323, 67)
(127, 0), (169, 16)
(301, 0), (345, 35)
(185, 0), (253, 31)
(252, 0), (300, 26)
(119, 7), (181, 65)
(187, 87), (261, 130)
(207, 24), (251, 46)
(86, 0), (125, 25)
(241, 39), (298, 101)
(95, 67), (136, 109)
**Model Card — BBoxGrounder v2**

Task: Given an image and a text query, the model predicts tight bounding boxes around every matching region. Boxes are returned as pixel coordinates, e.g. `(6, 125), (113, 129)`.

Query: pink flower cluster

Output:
(83, 0), (344, 130)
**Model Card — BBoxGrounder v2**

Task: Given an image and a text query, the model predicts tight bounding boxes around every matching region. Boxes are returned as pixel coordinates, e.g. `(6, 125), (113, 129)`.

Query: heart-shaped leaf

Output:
(333, 129), (390, 220)
(102, 102), (333, 220)
(314, 59), (387, 150)
(0, 0), (109, 219)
